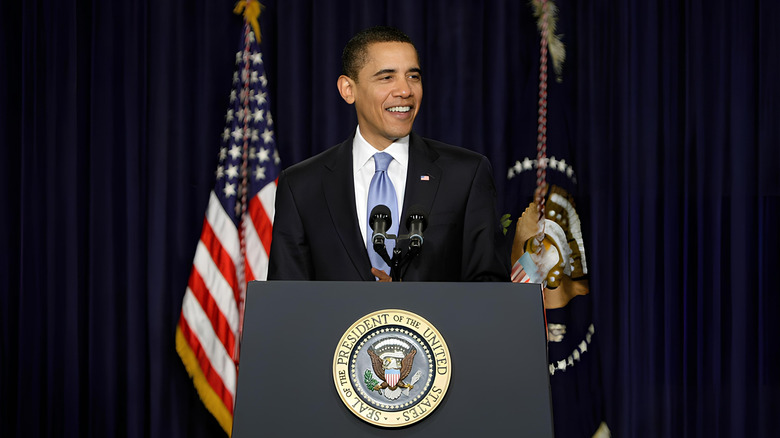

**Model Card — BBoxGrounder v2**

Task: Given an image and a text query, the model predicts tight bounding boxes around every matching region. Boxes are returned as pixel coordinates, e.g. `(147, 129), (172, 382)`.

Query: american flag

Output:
(175, 18), (279, 435)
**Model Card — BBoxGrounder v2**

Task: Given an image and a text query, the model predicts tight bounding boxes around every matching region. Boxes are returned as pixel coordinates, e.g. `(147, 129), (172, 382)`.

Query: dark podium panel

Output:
(233, 281), (553, 437)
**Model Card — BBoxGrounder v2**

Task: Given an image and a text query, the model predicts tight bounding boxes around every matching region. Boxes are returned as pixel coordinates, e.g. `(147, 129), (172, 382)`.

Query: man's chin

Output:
(385, 125), (414, 140)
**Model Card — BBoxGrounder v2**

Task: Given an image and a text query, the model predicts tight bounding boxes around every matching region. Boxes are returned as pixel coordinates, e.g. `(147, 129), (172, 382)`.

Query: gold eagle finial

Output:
(233, 0), (264, 43)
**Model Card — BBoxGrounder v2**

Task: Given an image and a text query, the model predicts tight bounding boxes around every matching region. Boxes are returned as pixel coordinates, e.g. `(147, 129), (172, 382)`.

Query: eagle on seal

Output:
(367, 346), (417, 391)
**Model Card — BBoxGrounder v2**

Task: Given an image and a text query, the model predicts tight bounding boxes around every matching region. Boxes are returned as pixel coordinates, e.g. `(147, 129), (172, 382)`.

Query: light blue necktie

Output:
(366, 152), (398, 275)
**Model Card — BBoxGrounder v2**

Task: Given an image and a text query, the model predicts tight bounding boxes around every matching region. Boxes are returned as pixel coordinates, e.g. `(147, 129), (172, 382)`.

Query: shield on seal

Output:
(385, 368), (400, 387)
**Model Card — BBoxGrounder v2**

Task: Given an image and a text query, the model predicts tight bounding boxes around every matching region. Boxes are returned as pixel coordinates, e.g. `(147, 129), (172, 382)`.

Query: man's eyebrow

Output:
(370, 67), (422, 77)
(371, 68), (398, 77)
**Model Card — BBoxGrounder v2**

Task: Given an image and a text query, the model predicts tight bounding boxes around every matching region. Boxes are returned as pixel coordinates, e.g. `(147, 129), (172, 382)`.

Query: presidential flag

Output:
(175, 4), (279, 433)
(506, 1), (609, 437)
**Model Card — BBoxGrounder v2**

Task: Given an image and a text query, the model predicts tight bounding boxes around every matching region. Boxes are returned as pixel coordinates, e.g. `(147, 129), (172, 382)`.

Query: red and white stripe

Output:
(177, 186), (274, 422)
(243, 182), (276, 282)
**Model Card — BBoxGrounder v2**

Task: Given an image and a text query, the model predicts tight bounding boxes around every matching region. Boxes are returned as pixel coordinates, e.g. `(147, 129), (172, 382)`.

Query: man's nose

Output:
(395, 80), (413, 97)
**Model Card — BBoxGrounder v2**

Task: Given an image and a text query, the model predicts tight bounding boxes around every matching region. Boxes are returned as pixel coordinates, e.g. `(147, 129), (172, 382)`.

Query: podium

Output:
(232, 281), (553, 437)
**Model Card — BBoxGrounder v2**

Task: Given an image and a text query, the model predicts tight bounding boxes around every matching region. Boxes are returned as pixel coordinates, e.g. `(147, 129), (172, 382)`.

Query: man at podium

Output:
(268, 26), (509, 282)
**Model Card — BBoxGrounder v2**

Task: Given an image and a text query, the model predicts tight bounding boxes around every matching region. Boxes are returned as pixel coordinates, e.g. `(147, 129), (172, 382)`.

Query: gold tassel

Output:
(532, 0), (566, 83)
(233, 0), (264, 43)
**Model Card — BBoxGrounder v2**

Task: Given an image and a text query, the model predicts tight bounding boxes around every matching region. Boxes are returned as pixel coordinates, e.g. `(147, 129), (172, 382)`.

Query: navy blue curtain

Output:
(579, 2), (780, 436)
(2, 0), (778, 437)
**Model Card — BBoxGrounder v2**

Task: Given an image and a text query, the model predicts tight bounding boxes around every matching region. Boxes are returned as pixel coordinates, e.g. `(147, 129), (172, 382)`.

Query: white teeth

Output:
(387, 106), (411, 112)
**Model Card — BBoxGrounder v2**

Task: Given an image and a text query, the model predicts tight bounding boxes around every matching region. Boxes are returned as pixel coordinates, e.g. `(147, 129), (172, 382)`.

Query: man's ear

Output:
(337, 75), (355, 104)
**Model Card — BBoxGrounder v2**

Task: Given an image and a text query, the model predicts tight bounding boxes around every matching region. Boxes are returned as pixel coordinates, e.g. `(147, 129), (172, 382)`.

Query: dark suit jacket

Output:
(267, 131), (509, 281)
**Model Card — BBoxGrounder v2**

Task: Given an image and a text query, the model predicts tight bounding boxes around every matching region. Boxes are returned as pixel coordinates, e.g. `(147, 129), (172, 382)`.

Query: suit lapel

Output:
(322, 137), (375, 280)
(400, 132), (441, 234)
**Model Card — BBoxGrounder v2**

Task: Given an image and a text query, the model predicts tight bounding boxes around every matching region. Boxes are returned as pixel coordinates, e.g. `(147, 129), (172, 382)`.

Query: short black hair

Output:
(341, 26), (417, 81)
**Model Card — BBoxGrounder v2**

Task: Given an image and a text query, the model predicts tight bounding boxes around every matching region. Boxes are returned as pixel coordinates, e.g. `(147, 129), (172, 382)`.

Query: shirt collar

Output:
(352, 126), (410, 174)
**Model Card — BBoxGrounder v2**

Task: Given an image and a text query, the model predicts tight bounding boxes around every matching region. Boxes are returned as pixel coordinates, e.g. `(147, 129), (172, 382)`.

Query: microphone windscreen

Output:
(369, 204), (392, 229)
(405, 205), (428, 231)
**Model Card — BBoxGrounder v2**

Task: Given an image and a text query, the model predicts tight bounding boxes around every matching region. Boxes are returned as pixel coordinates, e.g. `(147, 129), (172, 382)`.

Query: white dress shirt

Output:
(352, 126), (409, 248)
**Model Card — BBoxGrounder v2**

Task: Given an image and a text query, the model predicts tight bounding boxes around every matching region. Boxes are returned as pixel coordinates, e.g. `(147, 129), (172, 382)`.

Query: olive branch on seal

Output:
(364, 370), (380, 391)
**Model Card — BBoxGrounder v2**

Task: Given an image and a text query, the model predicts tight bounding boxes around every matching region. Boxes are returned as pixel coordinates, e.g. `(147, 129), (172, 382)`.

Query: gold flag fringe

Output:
(176, 327), (234, 435)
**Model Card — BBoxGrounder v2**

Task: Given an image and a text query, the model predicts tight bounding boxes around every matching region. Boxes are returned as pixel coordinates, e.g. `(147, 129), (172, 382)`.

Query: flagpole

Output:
(533, 0), (551, 252)
(233, 0), (266, 363)
(236, 21), (250, 363)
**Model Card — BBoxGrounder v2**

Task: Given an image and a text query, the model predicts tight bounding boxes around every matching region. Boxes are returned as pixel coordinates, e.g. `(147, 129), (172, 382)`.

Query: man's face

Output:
(338, 42), (422, 150)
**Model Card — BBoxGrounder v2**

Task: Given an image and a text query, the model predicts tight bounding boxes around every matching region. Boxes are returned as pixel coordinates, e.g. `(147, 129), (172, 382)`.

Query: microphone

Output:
(405, 207), (427, 249)
(369, 205), (392, 247)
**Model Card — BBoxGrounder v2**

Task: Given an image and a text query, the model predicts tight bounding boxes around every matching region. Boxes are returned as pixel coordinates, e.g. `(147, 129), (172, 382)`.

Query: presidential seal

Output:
(332, 309), (452, 427)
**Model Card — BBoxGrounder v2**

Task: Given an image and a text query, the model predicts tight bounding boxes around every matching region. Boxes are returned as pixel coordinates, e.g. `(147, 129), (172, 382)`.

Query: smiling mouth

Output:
(386, 106), (412, 113)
